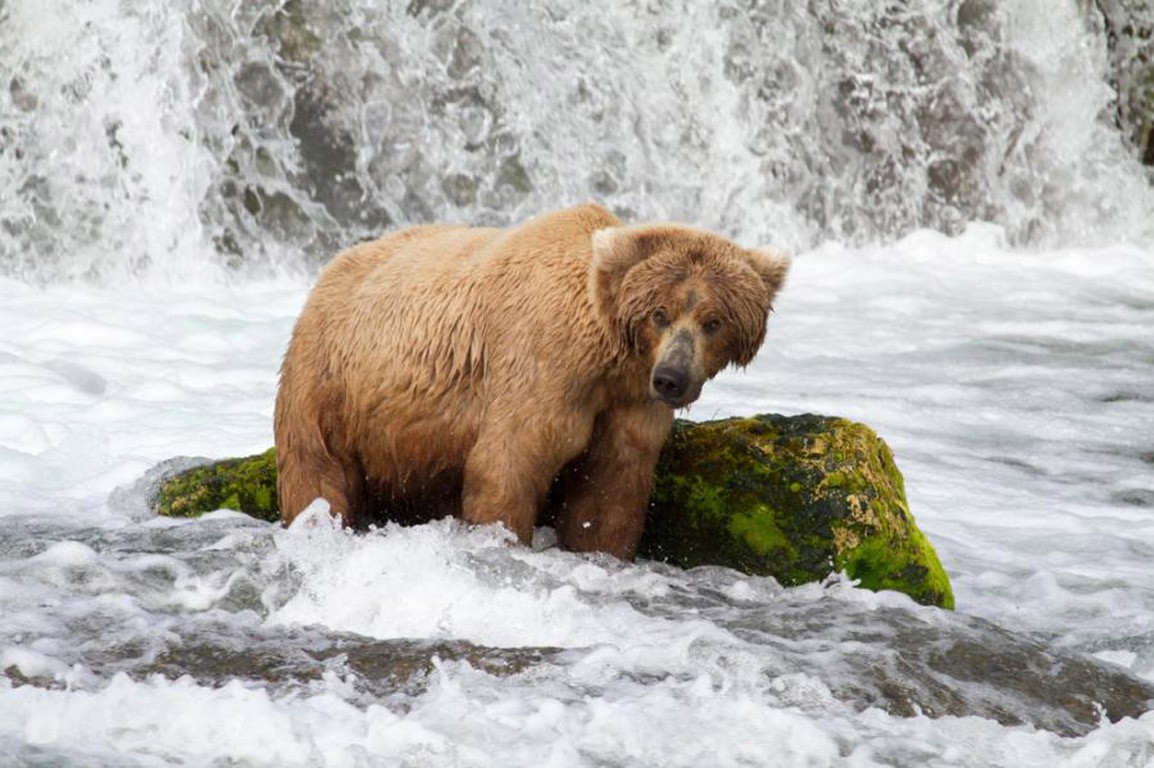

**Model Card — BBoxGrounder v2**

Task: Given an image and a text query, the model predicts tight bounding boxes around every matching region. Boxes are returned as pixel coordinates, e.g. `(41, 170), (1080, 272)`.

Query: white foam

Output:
(270, 514), (721, 654)
(4, 660), (1154, 766)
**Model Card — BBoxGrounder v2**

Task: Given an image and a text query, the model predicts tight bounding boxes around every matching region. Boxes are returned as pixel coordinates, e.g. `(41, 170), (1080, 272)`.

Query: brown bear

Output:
(274, 203), (789, 559)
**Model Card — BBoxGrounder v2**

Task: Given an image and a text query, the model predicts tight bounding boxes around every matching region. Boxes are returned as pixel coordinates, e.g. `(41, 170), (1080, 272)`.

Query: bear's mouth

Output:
(653, 390), (700, 409)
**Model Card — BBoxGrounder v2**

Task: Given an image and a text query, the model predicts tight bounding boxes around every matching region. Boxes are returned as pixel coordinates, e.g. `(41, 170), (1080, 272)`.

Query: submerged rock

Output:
(147, 414), (952, 608)
(696, 578), (1154, 738)
(7, 564), (1149, 739)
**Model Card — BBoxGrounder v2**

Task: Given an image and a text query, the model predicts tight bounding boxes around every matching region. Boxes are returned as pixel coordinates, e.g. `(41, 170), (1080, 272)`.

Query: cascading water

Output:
(1, 0), (1151, 283)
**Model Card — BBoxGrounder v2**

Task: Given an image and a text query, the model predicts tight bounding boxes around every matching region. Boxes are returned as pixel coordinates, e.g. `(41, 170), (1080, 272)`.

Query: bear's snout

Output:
(650, 330), (703, 407)
(652, 365), (689, 403)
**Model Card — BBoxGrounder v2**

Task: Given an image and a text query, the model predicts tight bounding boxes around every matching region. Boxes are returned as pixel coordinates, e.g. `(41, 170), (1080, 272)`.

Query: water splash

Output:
(1, 0), (1151, 282)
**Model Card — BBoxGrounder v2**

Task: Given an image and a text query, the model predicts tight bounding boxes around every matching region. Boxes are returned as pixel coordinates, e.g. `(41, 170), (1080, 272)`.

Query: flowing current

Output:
(2, 1), (1154, 765)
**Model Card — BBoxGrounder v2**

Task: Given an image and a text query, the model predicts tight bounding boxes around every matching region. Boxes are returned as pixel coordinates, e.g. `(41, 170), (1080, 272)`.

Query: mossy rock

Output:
(154, 448), (279, 521)
(151, 415), (953, 609)
(643, 415), (953, 609)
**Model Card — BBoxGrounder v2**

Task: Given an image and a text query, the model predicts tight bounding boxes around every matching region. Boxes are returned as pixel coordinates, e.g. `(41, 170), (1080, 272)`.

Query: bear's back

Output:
(296, 204), (625, 396)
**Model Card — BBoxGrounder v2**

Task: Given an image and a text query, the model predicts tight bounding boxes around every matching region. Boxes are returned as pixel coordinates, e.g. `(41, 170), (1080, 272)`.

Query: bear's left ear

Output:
(743, 247), (791, 297)
(731, 247), (791, 366)
(588, 224), (666, 325)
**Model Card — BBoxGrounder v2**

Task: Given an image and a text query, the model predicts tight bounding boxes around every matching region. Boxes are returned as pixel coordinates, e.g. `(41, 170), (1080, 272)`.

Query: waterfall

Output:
(1, 0), (1151, 282)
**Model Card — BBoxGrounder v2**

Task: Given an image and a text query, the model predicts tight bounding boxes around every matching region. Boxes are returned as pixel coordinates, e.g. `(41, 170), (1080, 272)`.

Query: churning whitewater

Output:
(1, 1), (1153, 766)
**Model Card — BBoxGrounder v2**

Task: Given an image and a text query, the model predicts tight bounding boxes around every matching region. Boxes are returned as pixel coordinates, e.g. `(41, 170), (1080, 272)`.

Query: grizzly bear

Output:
(274, 203), (789, 559)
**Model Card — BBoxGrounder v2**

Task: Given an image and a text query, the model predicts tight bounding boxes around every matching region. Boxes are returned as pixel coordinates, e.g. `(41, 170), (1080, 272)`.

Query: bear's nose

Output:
(652, 366), (689, 402)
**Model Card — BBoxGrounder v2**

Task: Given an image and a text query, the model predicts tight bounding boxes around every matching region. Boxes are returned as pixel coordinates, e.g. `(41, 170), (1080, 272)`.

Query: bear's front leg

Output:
(555, 403), (673, 560)
(461, 412), (593, 544)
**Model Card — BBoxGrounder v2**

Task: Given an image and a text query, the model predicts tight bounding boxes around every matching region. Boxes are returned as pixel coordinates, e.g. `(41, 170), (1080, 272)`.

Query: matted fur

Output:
(275, 203), (789, 558)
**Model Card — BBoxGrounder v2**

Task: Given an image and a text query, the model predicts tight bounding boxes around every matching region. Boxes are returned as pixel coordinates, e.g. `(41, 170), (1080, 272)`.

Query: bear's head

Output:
(590, 222), (790, 408)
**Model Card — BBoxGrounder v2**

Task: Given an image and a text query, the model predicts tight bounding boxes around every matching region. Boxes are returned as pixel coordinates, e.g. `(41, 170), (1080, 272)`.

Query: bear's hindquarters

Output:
(275, 419), (369, 528)
(274, 357), (371, 528)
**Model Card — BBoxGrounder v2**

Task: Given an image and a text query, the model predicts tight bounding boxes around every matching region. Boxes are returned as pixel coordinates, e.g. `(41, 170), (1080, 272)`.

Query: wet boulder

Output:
(146, 414), (952, 608)
(644, 414), (953, 609)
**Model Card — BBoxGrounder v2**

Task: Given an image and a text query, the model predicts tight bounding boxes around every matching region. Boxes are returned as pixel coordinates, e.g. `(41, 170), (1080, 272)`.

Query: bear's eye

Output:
(652, 308), (670, 327)
(703, 317), (723, 334)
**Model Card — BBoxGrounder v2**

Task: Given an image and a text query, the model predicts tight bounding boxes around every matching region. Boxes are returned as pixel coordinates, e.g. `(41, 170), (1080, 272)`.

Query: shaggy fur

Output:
(274, 203), (789, 558)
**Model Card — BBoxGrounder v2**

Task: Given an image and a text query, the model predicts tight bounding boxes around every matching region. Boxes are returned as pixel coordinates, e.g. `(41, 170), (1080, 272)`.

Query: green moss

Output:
(155, 448), (279, 523)
(727, 504), (790, 557)
(837, 527), (954, 610)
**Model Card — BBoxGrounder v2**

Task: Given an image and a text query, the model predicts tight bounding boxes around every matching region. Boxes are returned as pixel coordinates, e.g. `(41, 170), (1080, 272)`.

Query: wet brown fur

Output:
(274, 203), (789, 559)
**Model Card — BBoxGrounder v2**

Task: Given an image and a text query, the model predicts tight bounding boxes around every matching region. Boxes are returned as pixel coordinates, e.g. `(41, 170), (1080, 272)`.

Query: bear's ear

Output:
(588, 224), (666, 325)
(744, 247), (791, 296)
(731, 247), (791, 367)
